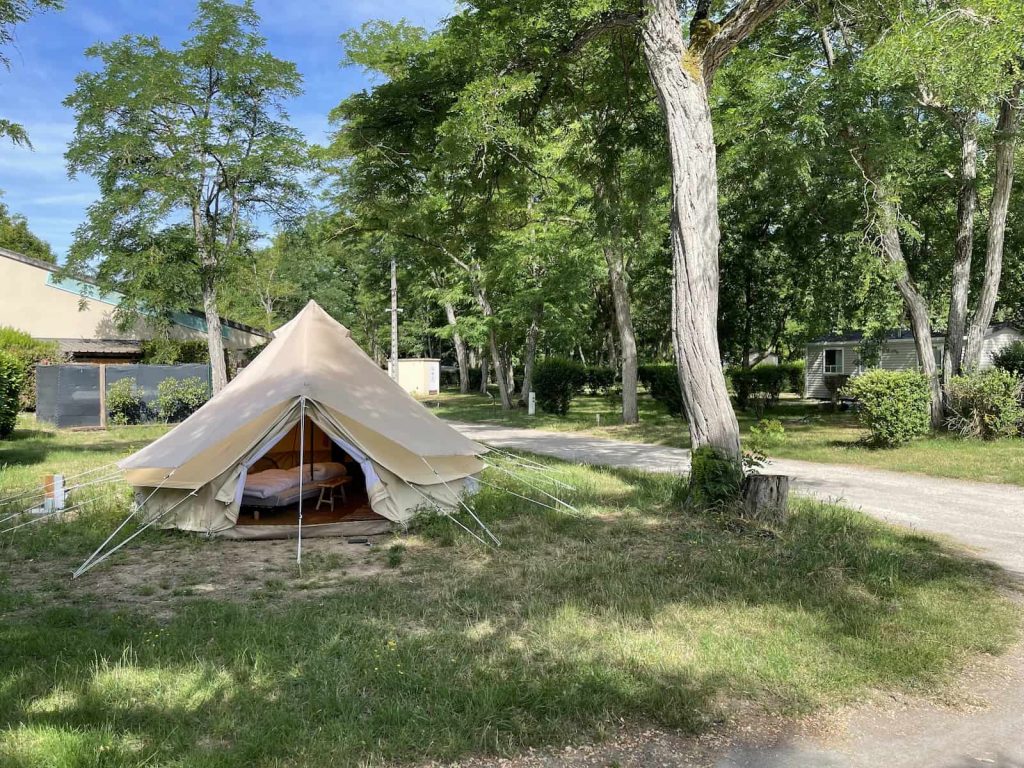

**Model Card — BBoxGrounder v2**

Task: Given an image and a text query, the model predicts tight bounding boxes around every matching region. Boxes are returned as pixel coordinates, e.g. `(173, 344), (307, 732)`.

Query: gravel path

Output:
(452, 421), (1024, 576)
(443, 420), (1024, 768)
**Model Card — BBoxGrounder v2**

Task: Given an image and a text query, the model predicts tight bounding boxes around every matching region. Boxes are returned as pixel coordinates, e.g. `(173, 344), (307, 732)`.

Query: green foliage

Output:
(106, 378), (147, 426)
(946, 369), (1024, 440)
(779, 361), (805, 397)
(843, 370), (932, 447)
(0, 326), (61, 410)
(583, 366), (616, 395)
(0, 200), (55, 260)
(140, 338), (209, 365)
(992, 341), (1024, 378)
(637, 364), (684, 418)
(533, 358), (586, 415)
(155, 376), (210, 423)
(685, 446), (744, 509)
(729, 365), (790, 409)
(63, 0), (308, 352)
(0, 349), (25, 438)
(747, 418), (786, 453)
(1, 1), (63, 147)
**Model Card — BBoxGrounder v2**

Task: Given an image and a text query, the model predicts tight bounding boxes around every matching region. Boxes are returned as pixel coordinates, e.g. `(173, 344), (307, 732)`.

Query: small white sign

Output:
(528, 391), (536, 416)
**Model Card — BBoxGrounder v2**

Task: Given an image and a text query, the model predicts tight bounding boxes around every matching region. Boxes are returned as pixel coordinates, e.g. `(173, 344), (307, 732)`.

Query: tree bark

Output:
(872, 181), (944, 428)
(943, 114), (978, 386)
(444, 302), (470, 393)
(200, 267), (228, 393)
(479, 350), (490, 395)
(605, 246), (639, 424)
(472, 285), (513, 409)
(965, 85), (1021, 369)
(521, 302), (543, 402)
(641, 0), (741, 460)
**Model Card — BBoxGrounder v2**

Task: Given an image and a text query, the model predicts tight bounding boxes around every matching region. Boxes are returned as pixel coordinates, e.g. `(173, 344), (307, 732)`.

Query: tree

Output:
(1, 0), (62, 146)
(0, 198), (54, 261)
(64, 0), (308, 392)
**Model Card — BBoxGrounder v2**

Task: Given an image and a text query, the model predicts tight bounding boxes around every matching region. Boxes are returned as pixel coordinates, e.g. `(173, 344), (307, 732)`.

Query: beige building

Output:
(0, 246), (267, 360)
(388, 358), (441, 396)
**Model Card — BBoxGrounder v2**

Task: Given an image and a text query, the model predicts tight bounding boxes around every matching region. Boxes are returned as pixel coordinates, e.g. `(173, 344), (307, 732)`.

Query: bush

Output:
(0, 326), (61, 411)
(0, 350), (25, 438)
(747, 418), (786, 453)
(842, 369), (931, 447)
(533, 358), (586, 415)
(140, 337), (209, 365)
(946, 369), (1024, 440)
(156, 376), (210, 423)
(728, 365), (789, 409)
(583, 366), (616, 395)
(779, 360), (806, 397)
(638, 363), (684, 417)
(106, 377), (147, 426)
(992, 341), (1024, 378)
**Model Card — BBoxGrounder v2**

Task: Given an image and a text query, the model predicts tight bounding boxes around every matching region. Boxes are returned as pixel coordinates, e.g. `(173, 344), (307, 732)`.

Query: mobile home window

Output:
(823, 348), (843, 374)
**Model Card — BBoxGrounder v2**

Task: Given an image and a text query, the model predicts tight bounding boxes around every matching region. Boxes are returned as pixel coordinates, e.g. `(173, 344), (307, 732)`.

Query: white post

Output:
(528, 391), (536, 416)
(53, 474), (65, 511)
(297, 397), (306, 564)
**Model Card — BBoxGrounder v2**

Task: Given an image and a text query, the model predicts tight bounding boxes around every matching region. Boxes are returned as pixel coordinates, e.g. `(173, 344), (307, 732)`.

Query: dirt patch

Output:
(4, 533), (395, 618)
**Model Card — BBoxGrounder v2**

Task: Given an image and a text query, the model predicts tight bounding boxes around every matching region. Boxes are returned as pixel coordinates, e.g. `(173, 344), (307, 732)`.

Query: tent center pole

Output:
(297, 397), (306, 565)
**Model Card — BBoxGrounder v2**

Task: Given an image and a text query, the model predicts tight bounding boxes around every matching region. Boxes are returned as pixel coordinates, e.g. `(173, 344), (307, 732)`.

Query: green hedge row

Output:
(0, 326), (61, 411)
(0, 350), (25, 438)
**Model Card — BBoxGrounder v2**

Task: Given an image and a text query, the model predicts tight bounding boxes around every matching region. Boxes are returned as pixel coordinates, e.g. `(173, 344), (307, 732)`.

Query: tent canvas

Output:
(117, 301), (486, 539)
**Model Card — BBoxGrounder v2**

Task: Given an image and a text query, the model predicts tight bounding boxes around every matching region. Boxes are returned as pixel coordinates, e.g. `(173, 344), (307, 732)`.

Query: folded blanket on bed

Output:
(244, 462), (346, 500)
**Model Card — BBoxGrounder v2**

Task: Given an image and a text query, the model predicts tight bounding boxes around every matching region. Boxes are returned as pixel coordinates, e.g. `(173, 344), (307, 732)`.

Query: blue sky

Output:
(0, 0), (455, 260)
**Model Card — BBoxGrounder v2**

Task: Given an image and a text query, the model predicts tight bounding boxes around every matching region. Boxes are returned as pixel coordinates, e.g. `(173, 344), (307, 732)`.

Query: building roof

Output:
(53, 338), (144, 357)
(0, 246), (269, 339)
(810, 323), (1021, 345)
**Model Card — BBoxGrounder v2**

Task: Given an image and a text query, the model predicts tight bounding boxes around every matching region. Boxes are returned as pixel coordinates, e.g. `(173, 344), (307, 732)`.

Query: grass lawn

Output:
(0, 420), (1019, 766)
(424, 391), (1024, 486)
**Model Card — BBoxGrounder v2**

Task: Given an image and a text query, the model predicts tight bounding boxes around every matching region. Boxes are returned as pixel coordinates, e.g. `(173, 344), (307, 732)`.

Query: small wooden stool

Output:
(316, 475), (352, 511)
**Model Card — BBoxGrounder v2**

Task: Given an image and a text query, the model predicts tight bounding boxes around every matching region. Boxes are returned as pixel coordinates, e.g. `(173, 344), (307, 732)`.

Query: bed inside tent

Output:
(235, 414), (384, 534)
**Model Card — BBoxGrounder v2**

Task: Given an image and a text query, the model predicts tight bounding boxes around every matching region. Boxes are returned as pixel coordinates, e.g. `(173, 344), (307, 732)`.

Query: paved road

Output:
(450, 420), (1024, 768)
(452, 421), (1024, 576)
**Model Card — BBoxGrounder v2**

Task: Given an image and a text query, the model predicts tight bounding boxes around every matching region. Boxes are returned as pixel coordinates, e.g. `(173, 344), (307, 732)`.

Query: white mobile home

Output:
(804, 325), (1024, 400)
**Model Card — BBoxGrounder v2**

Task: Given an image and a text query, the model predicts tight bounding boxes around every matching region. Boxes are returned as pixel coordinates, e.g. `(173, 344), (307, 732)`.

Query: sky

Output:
(0, 0), (456, 260)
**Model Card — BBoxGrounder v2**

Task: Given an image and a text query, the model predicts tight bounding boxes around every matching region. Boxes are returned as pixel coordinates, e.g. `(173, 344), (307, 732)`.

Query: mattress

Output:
(242, 462), (346, 508)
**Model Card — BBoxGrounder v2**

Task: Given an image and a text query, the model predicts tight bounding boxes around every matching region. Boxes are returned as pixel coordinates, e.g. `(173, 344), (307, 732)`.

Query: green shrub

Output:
(533, 358), (586, 415)
(747, 418), (786, 453)
(842, 369), (931, 447)
(779, 360), (806, 397)
(0, 350), (25, 438)
(140, 338), (209, 365)
(728, 365), (788, 408)
(583, 366), (616, 395)
(106, 377), (147, 426)
(156, 376), (210, 423)
(685, 446), (744, 509)
(638, 363), (684, 417)
(946, 369), (1024, 440)
(992, 341), (1024, 378)
(0, 326), (61, 411)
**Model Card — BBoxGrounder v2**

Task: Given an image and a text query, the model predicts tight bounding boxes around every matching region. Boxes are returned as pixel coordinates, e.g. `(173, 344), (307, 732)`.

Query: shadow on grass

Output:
(0, 460), (1017, 767)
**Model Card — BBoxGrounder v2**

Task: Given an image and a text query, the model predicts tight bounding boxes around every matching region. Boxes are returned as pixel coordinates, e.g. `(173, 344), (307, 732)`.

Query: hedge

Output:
(638, 363), (684, 417)
(0, 350), (25, 438)
(728, 365), (790, 408)
(156, 376), (210, 423)
(946, 369), (1024, 440)
(583, 366), (617, 395)
(0, 326), (61, 411)
(107, 377), (148, 426)
(140, 337), (209, 365)
(533, 358), (586, 415)
(992, 341), (1024, 378)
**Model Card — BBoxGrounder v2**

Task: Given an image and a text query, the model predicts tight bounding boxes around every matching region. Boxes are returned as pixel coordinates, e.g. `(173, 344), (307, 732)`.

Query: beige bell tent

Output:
(116, 301), (487, 542)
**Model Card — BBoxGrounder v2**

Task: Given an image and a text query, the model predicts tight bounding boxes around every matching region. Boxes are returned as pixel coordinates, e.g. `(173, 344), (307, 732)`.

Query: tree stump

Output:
(741, 474), (790, 524)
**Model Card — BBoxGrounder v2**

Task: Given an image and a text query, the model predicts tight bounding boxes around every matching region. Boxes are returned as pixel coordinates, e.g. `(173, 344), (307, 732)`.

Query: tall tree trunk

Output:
(444, 302), (470, 393)
(471, 285), (513, 409)
(479, 350), (490, 395)
(641, 0), (741, 460)
(521, 302), (543, 402)
(965, 84), (1021, 368)
(943, 115), (978, 387)
(872, 181), (944, 428)
(194, 219), (228, 393)
(605, 246), (639, 424)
